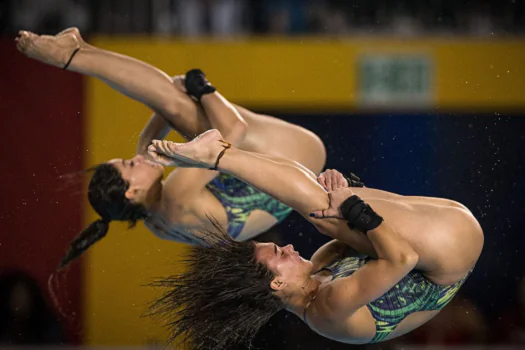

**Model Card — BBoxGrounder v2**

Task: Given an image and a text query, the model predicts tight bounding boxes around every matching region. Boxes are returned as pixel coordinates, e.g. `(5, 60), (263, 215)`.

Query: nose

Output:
(285, 244), (295, 253)
(133, 154), (144, 163)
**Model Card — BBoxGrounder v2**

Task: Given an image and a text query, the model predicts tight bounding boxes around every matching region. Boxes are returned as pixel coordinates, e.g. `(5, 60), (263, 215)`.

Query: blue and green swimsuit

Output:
(206, 173), (293, 239)
(308, 254), (472, 343)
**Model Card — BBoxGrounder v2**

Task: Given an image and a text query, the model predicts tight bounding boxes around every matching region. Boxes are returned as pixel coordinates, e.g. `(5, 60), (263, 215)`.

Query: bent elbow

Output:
(400, 250), (419, 269)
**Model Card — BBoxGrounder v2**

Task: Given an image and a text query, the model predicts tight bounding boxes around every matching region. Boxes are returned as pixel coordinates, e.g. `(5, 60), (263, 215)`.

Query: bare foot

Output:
(16, 29), (80, 68)
(148, 129), (228, 168)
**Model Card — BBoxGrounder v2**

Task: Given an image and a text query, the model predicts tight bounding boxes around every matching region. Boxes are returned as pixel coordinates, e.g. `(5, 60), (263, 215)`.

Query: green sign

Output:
(359, 55), (432, 107)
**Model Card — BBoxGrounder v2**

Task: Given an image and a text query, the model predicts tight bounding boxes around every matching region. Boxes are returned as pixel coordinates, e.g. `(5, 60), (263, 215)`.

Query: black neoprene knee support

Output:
(340, 195), (383, 233)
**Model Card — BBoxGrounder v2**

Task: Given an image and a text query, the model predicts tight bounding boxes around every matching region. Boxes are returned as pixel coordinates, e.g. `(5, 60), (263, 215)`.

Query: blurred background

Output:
(1, 0), (525, 349)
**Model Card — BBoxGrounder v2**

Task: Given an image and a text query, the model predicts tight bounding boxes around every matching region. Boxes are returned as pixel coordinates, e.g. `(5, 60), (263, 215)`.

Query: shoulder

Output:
(305, 283), (371, 342)
(311, 275), (363, 323)
(310, 281), (361, 324)
(163, 168), (215, 196)
(305, 279), (380, 343)
(160, 190), (228, 231)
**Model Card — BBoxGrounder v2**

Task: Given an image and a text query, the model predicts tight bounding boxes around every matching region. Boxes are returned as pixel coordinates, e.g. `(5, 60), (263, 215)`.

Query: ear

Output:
(125, 187), (140, 200)
(270, 277), (286, 291)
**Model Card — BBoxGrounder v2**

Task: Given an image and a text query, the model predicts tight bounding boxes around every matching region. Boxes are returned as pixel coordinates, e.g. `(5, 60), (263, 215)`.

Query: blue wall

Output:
(250, 112), (525, 349)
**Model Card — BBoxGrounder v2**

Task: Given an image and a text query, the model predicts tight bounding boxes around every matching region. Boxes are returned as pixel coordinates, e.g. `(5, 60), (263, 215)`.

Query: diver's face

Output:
(108, 155), (164, 202)
(255, 242), (313, 293)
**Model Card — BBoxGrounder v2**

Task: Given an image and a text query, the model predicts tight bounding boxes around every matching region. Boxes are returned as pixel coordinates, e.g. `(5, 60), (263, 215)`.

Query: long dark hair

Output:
(59, 163), (148, 269)
(147, 223), (285, 350)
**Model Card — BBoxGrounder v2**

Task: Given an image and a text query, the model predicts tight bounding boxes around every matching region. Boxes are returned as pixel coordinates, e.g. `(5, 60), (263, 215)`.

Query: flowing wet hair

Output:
(59, 163), (148, 269)
(147, 222), (285, 350)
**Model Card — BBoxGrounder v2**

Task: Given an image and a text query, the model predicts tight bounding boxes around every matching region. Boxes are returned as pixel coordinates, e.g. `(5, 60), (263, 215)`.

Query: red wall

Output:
(0, 39), (84, 343)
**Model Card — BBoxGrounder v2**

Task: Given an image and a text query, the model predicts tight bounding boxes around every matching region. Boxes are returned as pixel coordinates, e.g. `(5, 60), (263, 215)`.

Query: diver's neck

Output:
(144, 180), (164, 213)
(286, 277), (321, 318)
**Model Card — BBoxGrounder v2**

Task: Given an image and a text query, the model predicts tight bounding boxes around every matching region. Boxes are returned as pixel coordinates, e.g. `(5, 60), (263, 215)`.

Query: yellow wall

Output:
(84, 73), (187, 345)
(88, 37), (525, 111)
(84, 37), (525, 346)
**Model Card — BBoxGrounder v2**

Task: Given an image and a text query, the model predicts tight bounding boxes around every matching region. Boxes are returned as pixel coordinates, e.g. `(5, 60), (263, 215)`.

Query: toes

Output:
(20, 30), (34, 39)
(16, 31), (37, 52)
(15, 34), (26, 52)
(148, 147), (172, 166)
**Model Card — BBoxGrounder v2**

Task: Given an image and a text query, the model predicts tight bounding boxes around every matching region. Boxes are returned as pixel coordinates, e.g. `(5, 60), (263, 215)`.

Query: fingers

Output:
(320, 169), (347, 191)
(309, 208), (341, 219)
(327, 188), (355, 210)
(325, 175), (332, 191)
(317, 174), (327, 190)
(310, 185), (356, 219)
(309, 210), (325, 218)
(336, 172), (347, 188)
(332, 187), (355, 197)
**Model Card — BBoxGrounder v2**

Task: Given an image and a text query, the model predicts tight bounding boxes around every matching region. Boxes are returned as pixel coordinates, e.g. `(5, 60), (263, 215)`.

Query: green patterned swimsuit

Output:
(206, 173), (293, 239)
(308, 255), (472, 343)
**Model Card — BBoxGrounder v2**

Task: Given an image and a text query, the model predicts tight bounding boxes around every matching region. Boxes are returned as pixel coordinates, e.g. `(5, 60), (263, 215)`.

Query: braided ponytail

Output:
(59, 163), (148, 270)
(59, 219), (110, 269)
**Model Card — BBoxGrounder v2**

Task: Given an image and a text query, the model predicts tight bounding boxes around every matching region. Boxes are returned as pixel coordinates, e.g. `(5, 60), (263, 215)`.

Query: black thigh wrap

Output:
(340, 195), (384, 233)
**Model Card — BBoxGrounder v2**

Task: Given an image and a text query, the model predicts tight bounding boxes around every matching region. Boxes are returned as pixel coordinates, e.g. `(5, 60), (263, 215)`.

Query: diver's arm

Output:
(137, 112), (172, 158)
(310, 240), (363, 272)
(320, 220), (418, 315)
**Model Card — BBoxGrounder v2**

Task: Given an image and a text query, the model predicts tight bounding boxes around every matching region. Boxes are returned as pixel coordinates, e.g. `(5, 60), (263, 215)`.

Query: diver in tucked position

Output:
(145, 129), (483, 348)
(15, 28), (328, 269)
